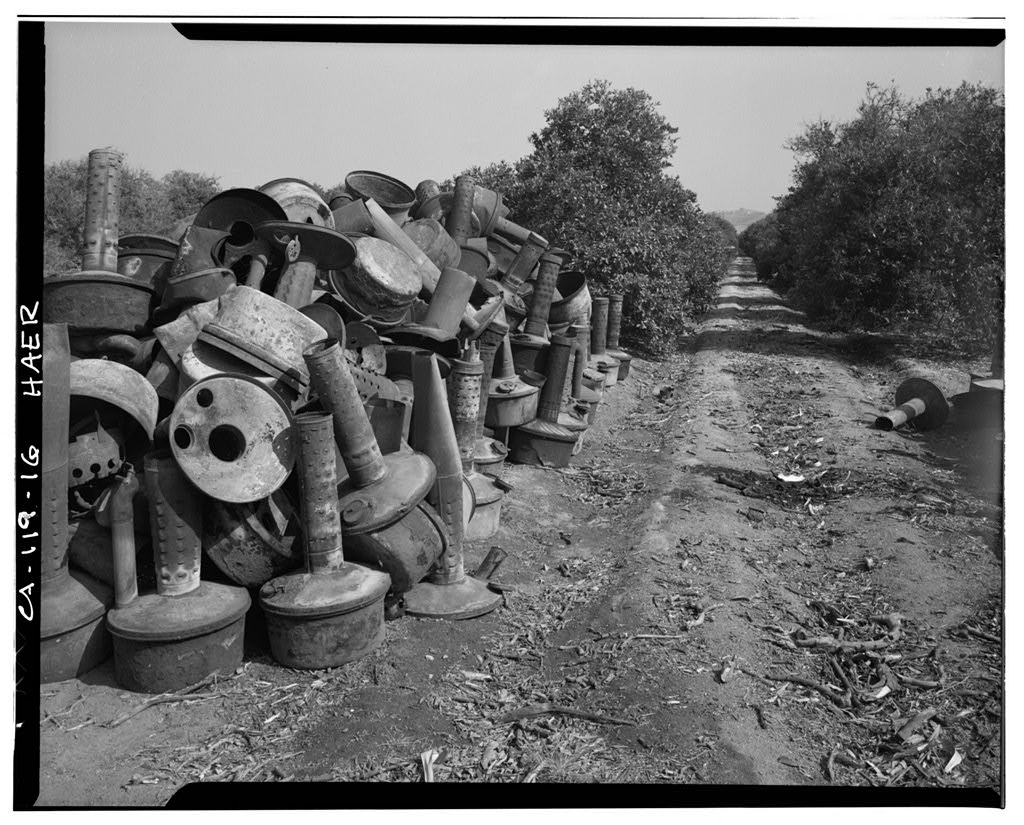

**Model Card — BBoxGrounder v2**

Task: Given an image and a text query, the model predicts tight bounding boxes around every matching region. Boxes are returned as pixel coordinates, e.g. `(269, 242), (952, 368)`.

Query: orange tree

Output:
(459, 80), (731, 352)
(743, 82), (1003, 349)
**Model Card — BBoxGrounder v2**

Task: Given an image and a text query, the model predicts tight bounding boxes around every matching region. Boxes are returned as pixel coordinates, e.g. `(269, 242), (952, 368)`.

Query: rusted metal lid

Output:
(258, 562), (391, 619)
(106, 580), (251, 642)
(337, 450), (436, 536)
(345, 170), (415, 212)
(256, 220), (356, 271)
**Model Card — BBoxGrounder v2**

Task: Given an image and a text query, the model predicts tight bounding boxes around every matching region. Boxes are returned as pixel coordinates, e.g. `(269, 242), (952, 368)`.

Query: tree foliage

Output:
(44, 157), (221, 275)
(462, 80), (730, 351)
(742, 82), (1004, 348)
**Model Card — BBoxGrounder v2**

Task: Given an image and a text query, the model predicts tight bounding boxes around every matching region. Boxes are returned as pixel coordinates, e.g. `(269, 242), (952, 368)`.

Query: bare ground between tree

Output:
(36, 258), (1002, 805)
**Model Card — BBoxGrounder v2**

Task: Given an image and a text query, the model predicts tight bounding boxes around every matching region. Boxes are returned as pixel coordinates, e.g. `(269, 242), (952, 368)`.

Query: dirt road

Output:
(37, 257), (1003, 805)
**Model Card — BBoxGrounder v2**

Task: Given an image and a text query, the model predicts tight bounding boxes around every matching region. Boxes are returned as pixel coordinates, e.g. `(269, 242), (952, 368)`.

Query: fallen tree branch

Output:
(962, 625), (1000, 644)
(757, 671), (851, 708)
(497, 703), (633, 726)
(105, 671), (227, 728)
(897, 708), (938, 741)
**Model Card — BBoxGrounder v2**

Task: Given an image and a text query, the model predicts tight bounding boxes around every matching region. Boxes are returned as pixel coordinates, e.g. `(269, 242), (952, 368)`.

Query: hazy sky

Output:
(43, 23), (1004, 215)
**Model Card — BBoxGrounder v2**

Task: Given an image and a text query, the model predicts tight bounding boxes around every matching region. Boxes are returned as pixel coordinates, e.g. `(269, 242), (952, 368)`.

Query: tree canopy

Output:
(740, 82), (1003, 348)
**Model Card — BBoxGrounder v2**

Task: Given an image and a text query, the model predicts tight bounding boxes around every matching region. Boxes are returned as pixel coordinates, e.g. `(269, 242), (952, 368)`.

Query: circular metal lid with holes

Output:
(170, 374), (296, 503)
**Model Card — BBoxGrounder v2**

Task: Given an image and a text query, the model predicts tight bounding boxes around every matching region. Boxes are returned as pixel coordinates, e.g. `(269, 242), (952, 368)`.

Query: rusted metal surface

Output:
(343, 500), (446, 592)
(106, 581), (250, 692)
(424, 267), (477, 338)
(198, 285), (328, 392)
(192, 188), (287, 261)
(203, 490), (302, 588)
(404, 351), (501, 618)
(403, 218), (462, 270)
(116, 233), (178, 296)
(168, 224), (232, 280)
(507, 251), (562, 374)
(366, 397), (406, 455)
(108, 469), (140, 609)
(41, 324), (115, 682)
(257, 406), (391, 669)
(144, 451), (203, 596)
(160, 267), (236, 313)
(259, 562), (390, 668)
(69, 357), (159, 441)
(346, 169), (416, 225)
(295, 412), (346, 572)
(446, 176), (477, 247)
(471, 185), (510, 237)
(43, 271), (157, 336)
(80, 148), (124, 273)
(502, 231), (548, 296)
(509, 333), (579, 468)
(605, 293), (632, 380)
(487, 331), (541, 428)
(258, 177), (335, 228)
(170, 373), (296, 503)
(305, 338), (388, 487)
(588, 297), (620, 388)
(331, 197), (375, 234)
(875, 378), (949, 431)
(548, 271), (591, 329)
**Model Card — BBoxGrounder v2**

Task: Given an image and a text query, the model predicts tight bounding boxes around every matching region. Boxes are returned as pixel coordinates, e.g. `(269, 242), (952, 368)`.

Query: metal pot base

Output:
(40, 570), (114, 683)
(107, 581), (251, 693)
(260, 564), (391, 669)
(403, 576), (502, 620)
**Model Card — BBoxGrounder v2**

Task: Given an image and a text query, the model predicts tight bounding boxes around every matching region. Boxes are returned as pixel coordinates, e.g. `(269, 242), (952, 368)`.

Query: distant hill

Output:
(715, 208), (766, 233)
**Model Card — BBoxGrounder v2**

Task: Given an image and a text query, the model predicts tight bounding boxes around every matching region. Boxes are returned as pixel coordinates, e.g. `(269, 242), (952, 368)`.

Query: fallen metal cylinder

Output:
(40, 323), (113, 682)
(874, 378), (949, 431)
(80, 147), (123, 273)
(605, 293), (633, 380)
(447, 176), (476, 246)
(404, 352), (502, 619)
(107, 450), (250, 692)
(259, 411), (391, 669)
(424, 267), (477, 338)
(304, 338), (388, 487)
(501, 232), (548, 294)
